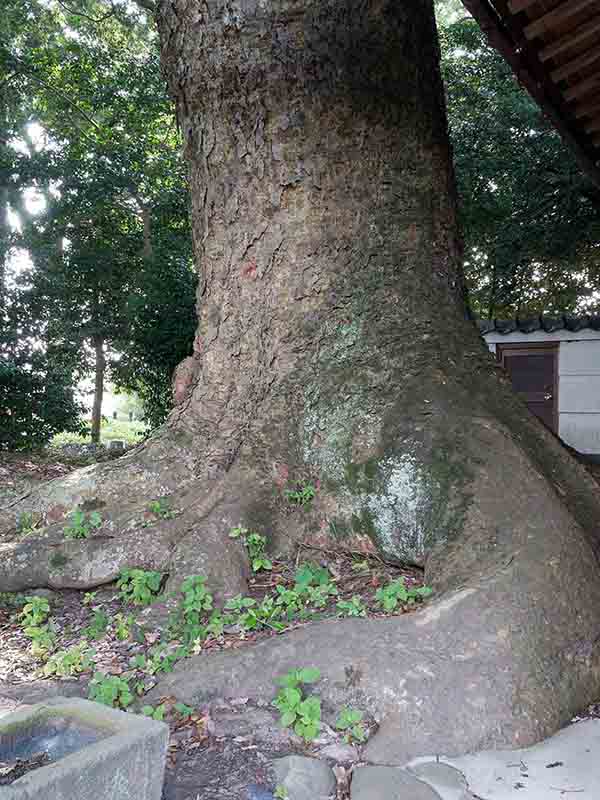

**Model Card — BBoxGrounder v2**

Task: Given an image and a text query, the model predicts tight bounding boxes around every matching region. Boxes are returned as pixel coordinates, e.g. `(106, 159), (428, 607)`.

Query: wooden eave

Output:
(461, 0), (600, 187)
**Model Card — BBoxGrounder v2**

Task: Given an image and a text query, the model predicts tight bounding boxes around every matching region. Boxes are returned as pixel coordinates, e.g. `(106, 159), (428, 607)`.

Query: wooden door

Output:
(497, 343), (559, 433)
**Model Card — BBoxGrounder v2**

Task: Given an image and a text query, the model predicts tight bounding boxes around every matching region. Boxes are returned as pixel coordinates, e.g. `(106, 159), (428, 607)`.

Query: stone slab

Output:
(0, 696), (168, 800)
(444, 718), (600, 799)
(273, 755), (336, 800)
(350, 766), (441, 799)
(407, 761), (472, 800)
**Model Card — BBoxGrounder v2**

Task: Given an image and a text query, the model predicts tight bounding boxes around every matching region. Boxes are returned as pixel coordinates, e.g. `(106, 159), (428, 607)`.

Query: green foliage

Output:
(16, 512), (39, 537)
(114, 613), (133, 641)
(174, 702), (194, 719)
(148, 499), (175, 520)
(294, 563), (338, 606)
(88, 672), (133, 709)
(336, 596), (367, 617)
(19, 596), (50, 628)
(26, 625), (56, 657)
(168, 575), (215, 643)
(141, 703), (166, 721)
(0, 592), (26, 609)
(82, 591), (98, 606)
(130, 645), (186, 677)
(284, 484), (316, 507)
(225, 595), (286, 632)
(0, 356), (85, 451)
(273, 668), (322, 741)
(83, 609), (109, 640)
(1, 0), (197, 439)
(274, 787), (289, 800)
(117, 568), (163, 606)
(229, 526), (272, 572)
(64, 510), (102, 539)
(43, 643), (93, 677)
(375, 578), (433, 612)
(19, 598), (56, 656)
(335, 707), (366, 743)
(439, 15), (600, 317)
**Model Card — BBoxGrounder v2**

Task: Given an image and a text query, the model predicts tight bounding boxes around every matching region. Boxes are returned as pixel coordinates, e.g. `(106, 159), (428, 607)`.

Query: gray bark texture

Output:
(2, 0), (600, 762)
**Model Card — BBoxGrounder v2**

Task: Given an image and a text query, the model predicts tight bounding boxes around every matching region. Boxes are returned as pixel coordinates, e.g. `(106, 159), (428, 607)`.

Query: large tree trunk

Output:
(3, 0), (600, 762)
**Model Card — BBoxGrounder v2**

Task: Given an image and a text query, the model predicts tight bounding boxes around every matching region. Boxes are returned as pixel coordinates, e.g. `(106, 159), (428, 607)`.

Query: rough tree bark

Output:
(2, 0), (600, 761)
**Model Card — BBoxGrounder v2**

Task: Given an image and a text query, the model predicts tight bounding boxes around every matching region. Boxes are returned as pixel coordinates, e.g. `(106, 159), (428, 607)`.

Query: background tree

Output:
(439, 12), (600, 318)
(1, 0), (197, 439)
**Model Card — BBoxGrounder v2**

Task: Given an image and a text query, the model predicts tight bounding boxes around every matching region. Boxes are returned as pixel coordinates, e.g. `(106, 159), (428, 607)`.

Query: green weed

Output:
(375, 577), (433, 612)
(336, 596), (367, 617)
(43, 644), (94, 678)
(284, 484), (316, 507)
(88, 672), (133, 709)
(64, 510), (102, 539)
(273, 667), (322, 741)
(83, 609), (109, 640)
(229, 526), (272, 572)
(117, 568), (163, 606)
(335, 706), (367, 743)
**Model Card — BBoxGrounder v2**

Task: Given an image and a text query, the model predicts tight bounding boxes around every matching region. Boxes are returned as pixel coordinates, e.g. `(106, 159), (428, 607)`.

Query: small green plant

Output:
(26, 625), (56, 657)
(82, 591), (98, 606)
(274, 786), (289, 800)
(174, 702), (194, 720)
(114, 613), (133, 641)
(141, 703), (166, 721)
(88, 672), (133, 709)
(0, 592), (26, 609)
(17, 512), (40, 537)
(149, 498), (176, 519)
(227, 595), (286, 632)
(168, 576), (215, 643)
(294, 562), (335, 594)
(83, 609), (109, 640)
(43, 644), (94, 677)
(19, 596), (50, 628)
(64, 510), (102, 539)
(274, 586), (306, 620)
(229, 526), (272, 572)
(117, 568), (163, 606)
(273, 667), (321, 741)
(284, 483), (316, 507)
(336, 596), (367, 617)
(335, 706), (367, 743)
(19, 596), (55, 656)
(130, 644), (185, 676)
(293, 563), (338, 610)
(375, 577), (433, 612)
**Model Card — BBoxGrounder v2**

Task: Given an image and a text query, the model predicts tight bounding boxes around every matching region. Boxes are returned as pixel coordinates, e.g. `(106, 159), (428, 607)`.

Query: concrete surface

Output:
(350, 766), (442, 799)
(407, 718), (600, 799)
(0, 696), (168, 800)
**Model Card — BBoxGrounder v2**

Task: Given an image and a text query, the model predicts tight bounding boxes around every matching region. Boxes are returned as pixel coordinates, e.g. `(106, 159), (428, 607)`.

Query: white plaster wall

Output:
(484, 331), (600, 455)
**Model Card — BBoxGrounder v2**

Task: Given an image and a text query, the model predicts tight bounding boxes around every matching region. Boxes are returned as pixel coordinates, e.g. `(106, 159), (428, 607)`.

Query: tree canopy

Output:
(1, 0), (197, 443)
(439, 9), (600, 318)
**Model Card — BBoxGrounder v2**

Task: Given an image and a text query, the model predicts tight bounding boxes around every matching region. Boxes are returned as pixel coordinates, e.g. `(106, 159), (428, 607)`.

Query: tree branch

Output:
(54, 0), (117, 24)
(129, 0), (157, 14)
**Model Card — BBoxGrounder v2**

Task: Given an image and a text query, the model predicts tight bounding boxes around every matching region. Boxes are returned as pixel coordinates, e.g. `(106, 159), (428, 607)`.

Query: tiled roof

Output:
(478, 314), (600, 335)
